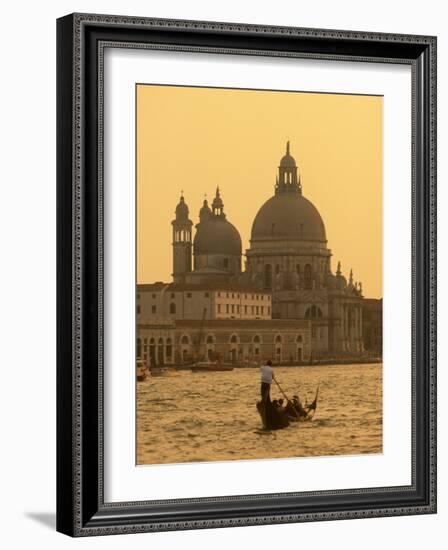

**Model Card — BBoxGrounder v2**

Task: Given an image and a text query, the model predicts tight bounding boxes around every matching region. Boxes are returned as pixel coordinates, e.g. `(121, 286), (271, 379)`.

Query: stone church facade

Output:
(138, 143), (379, 365)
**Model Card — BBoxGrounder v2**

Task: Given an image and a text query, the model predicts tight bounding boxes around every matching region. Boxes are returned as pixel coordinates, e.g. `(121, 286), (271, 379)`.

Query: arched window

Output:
(304, 264), (312, 289)
(264, 264), (272, 289)
(149, 338), (156, 365)
(166, 338), (172, 360)
(137, 338), (142, 358)
(275, 334), (282, 343)
(157, 337), (164, 365)
(252, 334), (261, 357)
(296, 334), (303, 343)
(206, 334), (215, 360)
(169, 302), (176, 314)
(305, 305), (323, 319)
(181, 335), (190, 345)
(230, 334), (238, 344)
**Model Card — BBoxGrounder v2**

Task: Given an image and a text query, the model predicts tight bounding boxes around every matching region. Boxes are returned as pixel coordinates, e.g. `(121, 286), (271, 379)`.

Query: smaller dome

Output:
(194, 218), (242, 256)
(336, 274), (347, 289)
(325, 273), (339, 290)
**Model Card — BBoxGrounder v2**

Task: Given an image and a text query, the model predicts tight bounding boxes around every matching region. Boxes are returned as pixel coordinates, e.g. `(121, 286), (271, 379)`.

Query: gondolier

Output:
(260, 359), (275, 404)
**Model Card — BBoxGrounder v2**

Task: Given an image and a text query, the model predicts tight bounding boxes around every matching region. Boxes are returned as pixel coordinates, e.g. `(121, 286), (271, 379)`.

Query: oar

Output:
(307, 385), (319, 411)
(274, 378), (300, 419)
(304, 384), (319, 419)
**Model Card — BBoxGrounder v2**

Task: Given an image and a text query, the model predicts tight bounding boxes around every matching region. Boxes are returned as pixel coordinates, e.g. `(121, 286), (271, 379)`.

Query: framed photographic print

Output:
(56, 13), (437, 536)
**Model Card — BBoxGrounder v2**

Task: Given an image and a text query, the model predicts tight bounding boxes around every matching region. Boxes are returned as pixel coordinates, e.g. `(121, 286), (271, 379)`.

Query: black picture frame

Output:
(56, 13), (437, 536)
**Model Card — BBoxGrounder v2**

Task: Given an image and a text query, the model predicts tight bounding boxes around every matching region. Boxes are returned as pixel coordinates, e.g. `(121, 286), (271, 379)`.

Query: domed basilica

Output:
(137, 143), (382, 365)
(169, 142), (365, 356)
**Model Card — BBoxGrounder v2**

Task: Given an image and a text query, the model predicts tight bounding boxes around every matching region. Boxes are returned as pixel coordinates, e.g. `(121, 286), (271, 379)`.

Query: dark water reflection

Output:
(137, 363), (382, 465)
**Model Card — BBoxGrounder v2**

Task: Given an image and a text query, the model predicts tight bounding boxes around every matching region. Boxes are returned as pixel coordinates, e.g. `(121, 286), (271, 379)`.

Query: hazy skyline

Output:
(137, 84), (382, 298)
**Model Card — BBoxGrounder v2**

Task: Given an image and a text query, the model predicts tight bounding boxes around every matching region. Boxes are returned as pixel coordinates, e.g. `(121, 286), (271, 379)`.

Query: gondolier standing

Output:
(260, 359), (275, 404)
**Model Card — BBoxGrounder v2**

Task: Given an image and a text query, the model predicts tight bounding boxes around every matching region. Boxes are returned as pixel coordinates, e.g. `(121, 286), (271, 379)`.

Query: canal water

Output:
(137, 363), (382, 465)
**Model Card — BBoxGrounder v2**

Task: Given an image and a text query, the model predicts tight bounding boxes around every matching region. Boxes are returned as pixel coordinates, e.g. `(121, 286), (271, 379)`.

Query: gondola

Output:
(256, 386), (319, 430)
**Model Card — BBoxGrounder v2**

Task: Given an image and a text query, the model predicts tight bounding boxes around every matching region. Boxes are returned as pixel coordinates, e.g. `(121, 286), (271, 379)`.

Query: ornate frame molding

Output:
(57, 13), (437, 536)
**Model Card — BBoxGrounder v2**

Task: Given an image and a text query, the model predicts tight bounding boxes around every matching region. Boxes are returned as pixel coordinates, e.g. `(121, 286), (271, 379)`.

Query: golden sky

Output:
(137, 85), (382, 298)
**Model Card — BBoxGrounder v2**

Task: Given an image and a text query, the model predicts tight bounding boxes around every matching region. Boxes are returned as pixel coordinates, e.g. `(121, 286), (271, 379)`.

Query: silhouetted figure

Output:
(260, 359), (275, 405)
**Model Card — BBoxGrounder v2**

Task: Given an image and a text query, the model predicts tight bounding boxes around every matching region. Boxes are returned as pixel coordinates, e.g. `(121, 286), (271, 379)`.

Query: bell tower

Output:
(172, 193), (193, 283)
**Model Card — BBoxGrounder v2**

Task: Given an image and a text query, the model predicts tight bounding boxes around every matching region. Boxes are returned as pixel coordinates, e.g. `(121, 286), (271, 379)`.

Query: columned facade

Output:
(245, 143), (365, 358)
(138, 319), (312, 366)
(139, 142), (375, 364)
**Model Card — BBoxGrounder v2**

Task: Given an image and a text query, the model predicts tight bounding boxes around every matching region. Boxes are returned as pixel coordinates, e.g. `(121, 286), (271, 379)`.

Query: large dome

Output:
(251, 193), (326, 242)
(194, 218), (242, 256)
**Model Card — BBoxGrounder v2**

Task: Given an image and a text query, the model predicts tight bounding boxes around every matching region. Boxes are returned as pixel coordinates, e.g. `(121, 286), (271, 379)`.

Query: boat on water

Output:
(191, 361), (234, 372)
(136, 360), (148, 382)
(257, 386), (319, 430)
(137, 360), (182, 379)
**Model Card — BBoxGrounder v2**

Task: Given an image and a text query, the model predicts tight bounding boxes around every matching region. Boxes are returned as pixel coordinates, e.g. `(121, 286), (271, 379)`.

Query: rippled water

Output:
(137, 363), (382, 465)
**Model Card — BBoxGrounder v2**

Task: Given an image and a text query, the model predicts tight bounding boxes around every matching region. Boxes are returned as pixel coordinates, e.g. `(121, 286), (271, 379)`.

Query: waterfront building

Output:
(137, 283), (272, 322)
(138, 143), (381, 363)
(362, 298), (383, 355)
(137, 318), (311, 366)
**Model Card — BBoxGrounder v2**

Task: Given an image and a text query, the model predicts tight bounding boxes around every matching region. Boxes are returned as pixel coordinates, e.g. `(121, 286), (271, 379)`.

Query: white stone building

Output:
(137, 283), (272, 322)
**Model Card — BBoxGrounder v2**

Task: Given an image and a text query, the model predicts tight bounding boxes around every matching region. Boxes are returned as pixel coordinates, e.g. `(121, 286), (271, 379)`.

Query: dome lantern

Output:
(212, 186), (225, 217)
(276, 141), (302, 195)
(199, 197), (212, 223)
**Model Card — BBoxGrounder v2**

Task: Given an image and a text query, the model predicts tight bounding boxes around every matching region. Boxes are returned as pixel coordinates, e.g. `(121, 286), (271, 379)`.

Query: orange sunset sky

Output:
(137, 84), (382, 298)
